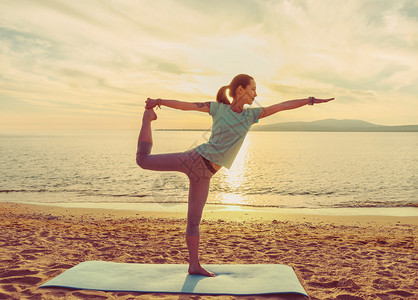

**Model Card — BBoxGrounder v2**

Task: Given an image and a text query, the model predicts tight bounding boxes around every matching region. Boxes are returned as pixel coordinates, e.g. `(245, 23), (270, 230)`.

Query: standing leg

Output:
(186, 177), (215, 277)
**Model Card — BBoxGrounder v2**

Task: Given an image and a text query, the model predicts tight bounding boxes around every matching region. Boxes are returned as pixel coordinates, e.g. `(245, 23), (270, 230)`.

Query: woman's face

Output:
(242, 80), (257, 105)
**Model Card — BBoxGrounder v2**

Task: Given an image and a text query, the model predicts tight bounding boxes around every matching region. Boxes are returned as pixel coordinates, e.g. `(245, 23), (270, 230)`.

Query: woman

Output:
(136, 74), (334, 277)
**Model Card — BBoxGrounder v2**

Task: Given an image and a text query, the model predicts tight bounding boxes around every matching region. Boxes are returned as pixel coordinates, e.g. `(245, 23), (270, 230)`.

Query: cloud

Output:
(0, 0), (417, 129)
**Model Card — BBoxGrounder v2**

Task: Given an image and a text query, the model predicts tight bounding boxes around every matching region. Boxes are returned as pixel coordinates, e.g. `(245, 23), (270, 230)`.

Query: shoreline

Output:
(1, 191), (416, 218)
(1, 202), (416, 299)
(2, 201), (417, 225)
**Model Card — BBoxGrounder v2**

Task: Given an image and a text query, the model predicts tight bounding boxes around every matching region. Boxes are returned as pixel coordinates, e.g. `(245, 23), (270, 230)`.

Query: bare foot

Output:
(143, 108), (157, 122)
(188, 265), (215, 277)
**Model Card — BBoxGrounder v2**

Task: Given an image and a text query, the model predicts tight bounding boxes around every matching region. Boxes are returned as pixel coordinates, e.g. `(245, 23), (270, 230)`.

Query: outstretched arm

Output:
(259, 97), (334, 119)
(145, 98), (210, 113)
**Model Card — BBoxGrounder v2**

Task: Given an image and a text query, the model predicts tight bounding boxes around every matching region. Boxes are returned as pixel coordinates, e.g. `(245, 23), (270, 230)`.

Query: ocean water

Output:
(0, 130), (417, 209)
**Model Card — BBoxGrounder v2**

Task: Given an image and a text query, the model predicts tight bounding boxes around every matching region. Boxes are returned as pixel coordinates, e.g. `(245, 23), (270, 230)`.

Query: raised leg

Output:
(138, 108), (157, 146)
(136, 109), (188, 172)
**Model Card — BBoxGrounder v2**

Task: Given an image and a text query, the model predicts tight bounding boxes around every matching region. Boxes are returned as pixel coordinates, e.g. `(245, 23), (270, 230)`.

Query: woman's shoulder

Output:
(210, 101), (229, 113)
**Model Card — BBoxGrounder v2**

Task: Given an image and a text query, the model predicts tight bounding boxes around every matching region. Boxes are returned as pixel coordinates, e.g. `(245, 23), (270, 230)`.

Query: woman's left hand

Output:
(314, 98), (335, 104)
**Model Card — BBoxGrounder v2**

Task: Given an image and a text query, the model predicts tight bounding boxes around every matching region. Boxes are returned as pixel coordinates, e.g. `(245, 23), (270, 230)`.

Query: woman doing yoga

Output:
(136, 74), (334, 277)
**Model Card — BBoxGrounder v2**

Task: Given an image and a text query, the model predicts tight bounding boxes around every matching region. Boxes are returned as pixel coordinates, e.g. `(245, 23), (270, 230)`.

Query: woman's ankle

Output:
(143, 109), (157, 122)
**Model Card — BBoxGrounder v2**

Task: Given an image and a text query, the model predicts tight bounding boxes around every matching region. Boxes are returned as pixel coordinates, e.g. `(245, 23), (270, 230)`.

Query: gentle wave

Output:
(1, 190), (416, 209)
(1, 130), (417, 210)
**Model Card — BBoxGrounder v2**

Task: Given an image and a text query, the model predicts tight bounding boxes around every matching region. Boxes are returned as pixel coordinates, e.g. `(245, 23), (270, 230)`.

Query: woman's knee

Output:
(136, 142), (152, 169)
(136, 153), (147, 169)
(137, 153), (155, 170)
(186, 217), (201, 236)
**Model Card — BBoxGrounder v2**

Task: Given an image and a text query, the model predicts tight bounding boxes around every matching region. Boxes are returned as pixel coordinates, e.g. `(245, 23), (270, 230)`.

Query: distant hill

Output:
(251, 119), (418, 132)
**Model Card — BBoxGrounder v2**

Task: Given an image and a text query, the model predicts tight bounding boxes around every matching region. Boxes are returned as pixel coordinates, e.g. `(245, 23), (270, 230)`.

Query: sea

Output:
(1, 130), (417, 214)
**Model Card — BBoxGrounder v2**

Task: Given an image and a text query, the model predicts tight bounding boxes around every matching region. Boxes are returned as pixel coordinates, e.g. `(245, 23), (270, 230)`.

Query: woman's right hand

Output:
(145, 98), (157, 109)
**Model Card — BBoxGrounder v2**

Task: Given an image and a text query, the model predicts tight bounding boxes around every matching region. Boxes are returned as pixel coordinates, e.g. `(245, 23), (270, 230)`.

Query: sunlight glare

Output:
(220, 136), (251, 205)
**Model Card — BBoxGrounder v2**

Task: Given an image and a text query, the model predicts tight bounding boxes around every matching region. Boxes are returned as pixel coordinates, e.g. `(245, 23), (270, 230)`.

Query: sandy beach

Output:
(0, 202), (416, 300)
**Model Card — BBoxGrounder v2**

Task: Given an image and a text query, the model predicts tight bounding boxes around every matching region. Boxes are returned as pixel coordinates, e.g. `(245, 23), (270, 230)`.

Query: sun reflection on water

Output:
(217, 136), (252, 206)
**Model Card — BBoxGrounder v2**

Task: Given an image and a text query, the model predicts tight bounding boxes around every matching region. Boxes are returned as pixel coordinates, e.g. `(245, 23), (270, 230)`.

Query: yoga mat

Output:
(40, 261), (308, 297)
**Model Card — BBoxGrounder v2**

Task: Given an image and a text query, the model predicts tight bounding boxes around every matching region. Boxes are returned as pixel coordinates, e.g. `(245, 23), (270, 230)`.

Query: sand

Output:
(0, 202), (416, 300)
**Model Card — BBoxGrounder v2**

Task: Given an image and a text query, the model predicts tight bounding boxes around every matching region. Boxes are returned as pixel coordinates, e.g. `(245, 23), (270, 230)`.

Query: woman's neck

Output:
(230, 101), (244, 113)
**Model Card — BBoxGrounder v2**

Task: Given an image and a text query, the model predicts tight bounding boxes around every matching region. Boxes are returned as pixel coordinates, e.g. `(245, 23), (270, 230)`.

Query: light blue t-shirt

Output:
(195, 102), (262, 169)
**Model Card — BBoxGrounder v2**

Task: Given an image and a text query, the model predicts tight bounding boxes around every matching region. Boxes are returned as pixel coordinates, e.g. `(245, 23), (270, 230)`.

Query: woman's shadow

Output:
(179, 274), (207, 294)
(177, 273), (307, 300)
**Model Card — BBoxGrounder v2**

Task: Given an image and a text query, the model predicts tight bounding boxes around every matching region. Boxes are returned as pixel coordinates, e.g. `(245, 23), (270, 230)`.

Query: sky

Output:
(0, 0), (417, 130)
